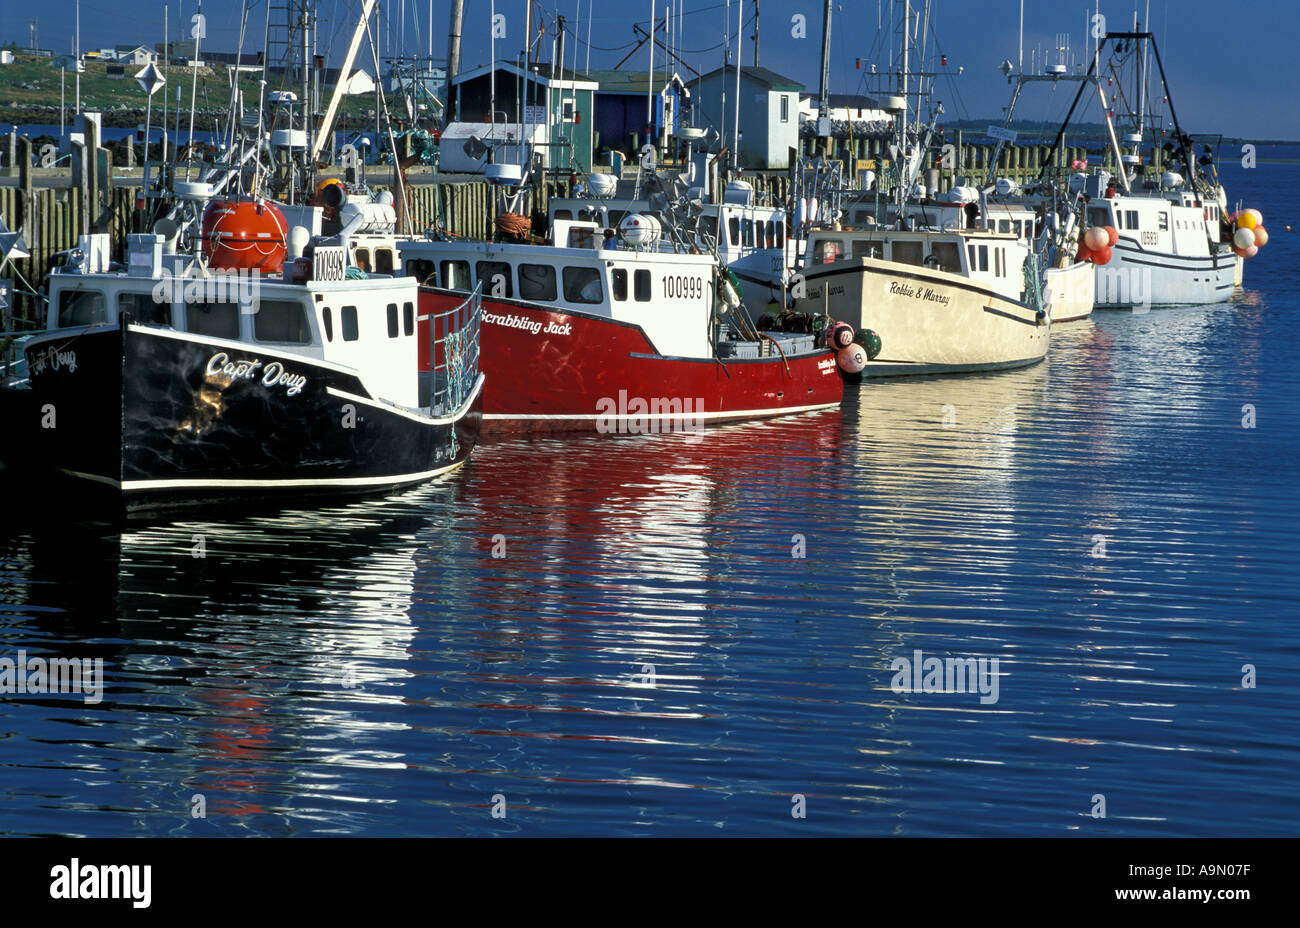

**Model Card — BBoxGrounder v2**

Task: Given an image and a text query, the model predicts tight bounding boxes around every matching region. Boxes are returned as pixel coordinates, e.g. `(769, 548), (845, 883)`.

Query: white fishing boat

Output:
(785, 0), (1050, 375)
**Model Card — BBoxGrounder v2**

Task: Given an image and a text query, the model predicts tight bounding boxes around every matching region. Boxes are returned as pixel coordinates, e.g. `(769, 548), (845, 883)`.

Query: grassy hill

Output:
(0, 49), (382, 130)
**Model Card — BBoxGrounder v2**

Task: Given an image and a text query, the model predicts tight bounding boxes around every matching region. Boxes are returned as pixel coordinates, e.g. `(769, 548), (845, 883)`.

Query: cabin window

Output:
(998, 219), (1011, 234)
(119, 291), (170, 325)
(568, 227), (596, 249)
(519, 263), (557, 301)
(931, 241), (961, 274)
(892, 241), (924, 266)
(555, 209), (573, 221)
(977, 245), (989, 272)
(612, 269), (628, 301)
(699, 215), (718, 247)
(440, 260), (470, 290)
(57, 288), (107, 328)
(476, 260), (513, 298)
(564, 267), (604, 304)
(634, 269), (652, 301)
(254, 299), (312, 344)
(743, 220), (755, 248)
(354, 247), (372, 272)
(775, 220), (785, 248)
(341, 305), (359, 341)
(406, 259), (436, 285)
(322, 306), (333, 341)
(387, 303), (400, 338)
(1089, 207), (1110, 228)
(375, 249), (394, 275)
(403, 302), (415, 336)
(968, 244), (976, 267)
(765, 220), (775, 249)
(727, 216), (740, 246)
(1125, 210), (1139, 229)
(1158, 211), (1169, 231)
(852, 240), (884, 260)
(819, 239), (845, 263)
(186, 302), (240, 340)
(606, 210), (627, 229)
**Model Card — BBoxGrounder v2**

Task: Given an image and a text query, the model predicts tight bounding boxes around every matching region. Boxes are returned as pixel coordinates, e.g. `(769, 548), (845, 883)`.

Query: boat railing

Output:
(425, 281), (482, 415)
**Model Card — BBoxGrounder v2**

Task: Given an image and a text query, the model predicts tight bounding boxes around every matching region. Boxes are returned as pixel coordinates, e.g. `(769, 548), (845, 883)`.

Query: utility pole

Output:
(445, 0), (462, 128)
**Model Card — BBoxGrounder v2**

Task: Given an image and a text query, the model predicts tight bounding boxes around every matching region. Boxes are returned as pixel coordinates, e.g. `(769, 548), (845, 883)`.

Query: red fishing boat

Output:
(399, 226), (842, 434)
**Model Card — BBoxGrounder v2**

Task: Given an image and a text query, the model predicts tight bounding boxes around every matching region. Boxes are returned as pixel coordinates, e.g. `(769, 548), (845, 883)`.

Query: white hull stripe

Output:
(326, 373), (484, 426)
(62, 461), (467, 492)
(484, 400), (840, 422)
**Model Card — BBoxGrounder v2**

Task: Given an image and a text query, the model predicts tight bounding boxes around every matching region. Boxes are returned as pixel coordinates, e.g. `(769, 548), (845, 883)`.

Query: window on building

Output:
(518, 263), (557, 301)
(476, 260), (513, 298)
(341, 305), (359, 341)
(612, 268), (628, 301)
(186, 302), (241, 340)
(254, 299), (312, 343)
(564, 266), (604, 304)
(634, 269), (651, 301)
(440, 260), (470, 290)
(57, 288), (107, 328)
(780, 95), (789, 123)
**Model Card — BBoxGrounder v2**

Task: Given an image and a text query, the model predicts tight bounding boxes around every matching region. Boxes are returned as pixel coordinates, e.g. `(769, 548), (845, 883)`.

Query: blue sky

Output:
(4, 0), (1295, 139)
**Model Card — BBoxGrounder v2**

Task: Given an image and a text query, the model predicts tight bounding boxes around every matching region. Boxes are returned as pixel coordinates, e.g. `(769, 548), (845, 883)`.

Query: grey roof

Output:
(693, 65), (803, 92)
(579, 69), (690, 94)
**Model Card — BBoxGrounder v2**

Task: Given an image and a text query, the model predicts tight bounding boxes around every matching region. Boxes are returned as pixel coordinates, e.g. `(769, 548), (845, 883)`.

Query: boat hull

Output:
(798, 257), (1050, 377)
(418, 288), (843, 432)
(1095, 240), (1237, 308)
(20, 322), (481, 515)
(1044, 260), (1096, 322)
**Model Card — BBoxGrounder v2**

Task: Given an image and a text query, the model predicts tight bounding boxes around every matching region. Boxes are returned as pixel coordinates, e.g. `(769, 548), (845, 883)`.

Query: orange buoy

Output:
(201, 199), (288, 274)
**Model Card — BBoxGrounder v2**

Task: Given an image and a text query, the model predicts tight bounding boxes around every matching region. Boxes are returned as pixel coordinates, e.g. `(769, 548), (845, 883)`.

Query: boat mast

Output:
(817, 0), (831, 129)
(898, 0), (909, 218)
(444, 0), (463, 128)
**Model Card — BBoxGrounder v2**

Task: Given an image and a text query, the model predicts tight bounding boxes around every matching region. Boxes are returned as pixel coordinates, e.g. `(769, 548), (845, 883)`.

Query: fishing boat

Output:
(785, 0), (1050, 376)
(1038, 28), (1263, 308)
(398, 215), (840, 433)
(7, 196), (481, 516)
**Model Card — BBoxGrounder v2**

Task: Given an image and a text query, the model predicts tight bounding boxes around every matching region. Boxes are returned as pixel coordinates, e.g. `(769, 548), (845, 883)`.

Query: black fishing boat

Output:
(8, 212), (483, 517)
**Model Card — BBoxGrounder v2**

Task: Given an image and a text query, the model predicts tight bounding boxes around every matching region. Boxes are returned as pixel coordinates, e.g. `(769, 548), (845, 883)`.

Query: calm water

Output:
(1, 158), (1296, 838)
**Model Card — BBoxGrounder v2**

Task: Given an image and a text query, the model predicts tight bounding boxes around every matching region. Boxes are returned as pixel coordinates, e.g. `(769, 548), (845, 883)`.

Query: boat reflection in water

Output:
(13, 409), (848, 834)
